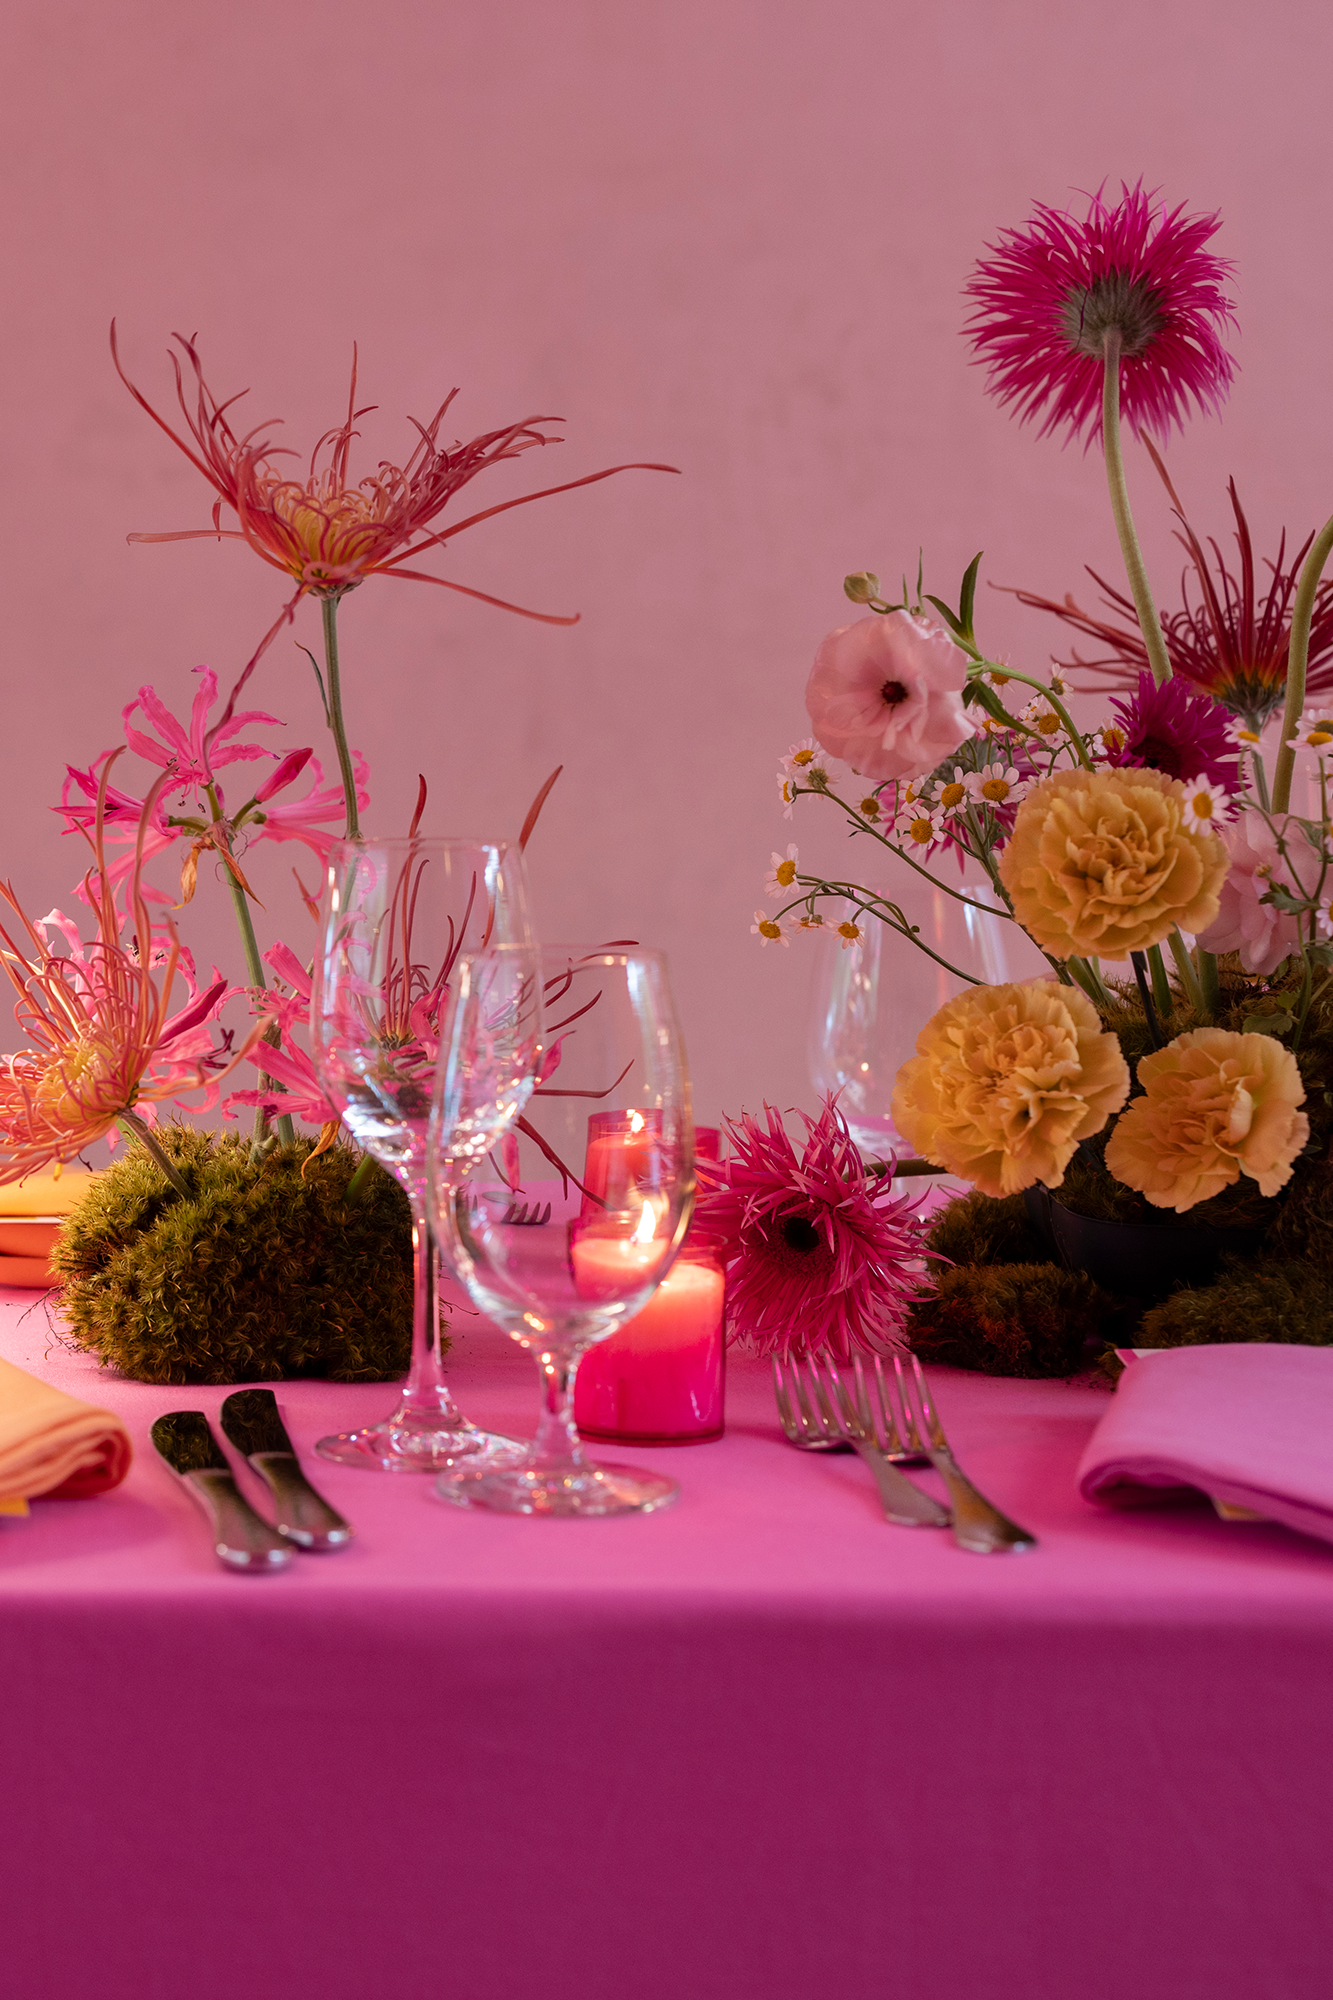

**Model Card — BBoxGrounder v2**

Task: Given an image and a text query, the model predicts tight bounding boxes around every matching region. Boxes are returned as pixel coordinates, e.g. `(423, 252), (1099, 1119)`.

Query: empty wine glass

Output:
(311, 837), (539, 1472)
(427, 944), (693, 1517)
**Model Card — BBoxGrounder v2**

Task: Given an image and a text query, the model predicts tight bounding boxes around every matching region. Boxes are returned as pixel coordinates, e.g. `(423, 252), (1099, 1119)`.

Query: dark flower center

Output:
(880, 679), (909, 707)
(1060, 270), (1165, 359)
(1132, 731), (1188, 779)
(780, 1214), (823, 1254)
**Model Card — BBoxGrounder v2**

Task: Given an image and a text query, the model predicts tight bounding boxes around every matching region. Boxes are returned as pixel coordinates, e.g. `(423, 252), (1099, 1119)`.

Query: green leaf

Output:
(1242, 1013), (1295, 1039)
(924, 594), (964, 637)
(958, 551), (983, 639)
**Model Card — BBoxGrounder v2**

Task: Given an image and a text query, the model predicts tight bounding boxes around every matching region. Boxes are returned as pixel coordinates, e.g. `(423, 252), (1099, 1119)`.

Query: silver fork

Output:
(500, 1200), (552, 1226)
(884, 1353), (1037, 1554)
(773, 1353), (950, 1529)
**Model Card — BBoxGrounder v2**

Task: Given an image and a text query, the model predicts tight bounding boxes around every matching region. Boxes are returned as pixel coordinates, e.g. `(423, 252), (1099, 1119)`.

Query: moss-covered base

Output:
(909, 1177), (1333, 1378)
(53, 1127), (416, 1385)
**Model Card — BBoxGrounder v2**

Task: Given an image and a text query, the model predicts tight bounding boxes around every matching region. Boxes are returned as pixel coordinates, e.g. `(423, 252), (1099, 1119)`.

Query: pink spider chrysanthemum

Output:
(965, 181), (1236, 448)
(694, 1097), (933, 1361)
(0, 755), (259, 1189)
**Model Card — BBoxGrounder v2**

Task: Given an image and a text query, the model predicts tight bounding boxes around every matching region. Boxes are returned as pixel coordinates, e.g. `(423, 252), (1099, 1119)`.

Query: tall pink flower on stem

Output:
(112, 328), (677, 838)
(693, 1096), (932, 1361)
(966, 182), (1237, 690)
(0, 754), (259, 1193)
(227, 943), (343, 1168)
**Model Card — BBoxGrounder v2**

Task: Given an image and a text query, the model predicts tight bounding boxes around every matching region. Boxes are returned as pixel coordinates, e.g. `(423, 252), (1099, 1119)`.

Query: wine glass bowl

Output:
(311, 837), (537, 1473)
(428, 944), (694, 1517)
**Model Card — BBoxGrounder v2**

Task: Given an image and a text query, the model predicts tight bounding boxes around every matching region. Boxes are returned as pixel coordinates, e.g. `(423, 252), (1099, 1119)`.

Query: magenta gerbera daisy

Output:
(965, 182), (1236, 448)
(694, 1097), (932, 1360)
(1104, 669), (1243, 791)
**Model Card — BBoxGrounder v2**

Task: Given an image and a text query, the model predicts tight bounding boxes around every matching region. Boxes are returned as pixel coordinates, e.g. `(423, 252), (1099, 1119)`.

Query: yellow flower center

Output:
(908, 817), (934, 845)
(1189, 792), (1215, 820)
(989, 670), (1011, 687)
(1101, 727), (1126, 753)
(758, 919), (782, 939)
(940, 782), (966, 809)
(32, 1035), (122, 1130)
(837, 922), (861, 942)
(981, 778), (1010, 802)
(859, 797), (881, 818)
(775, 859), (797, 886)
(1036, 712), (1062, 736)
(792, 748), (816, 766)
(1307, 729), (1332, 747)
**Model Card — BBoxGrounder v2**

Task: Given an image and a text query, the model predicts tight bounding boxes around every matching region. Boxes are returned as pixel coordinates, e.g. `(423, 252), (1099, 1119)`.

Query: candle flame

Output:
(628, 1110), (646, 1133)
(632, 1199), (657, 1244)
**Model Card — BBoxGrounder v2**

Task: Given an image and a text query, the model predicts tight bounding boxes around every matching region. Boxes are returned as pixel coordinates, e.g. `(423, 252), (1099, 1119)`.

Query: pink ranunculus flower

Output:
(805, 612), (972, 782)
(1194, 809), (1309, 975)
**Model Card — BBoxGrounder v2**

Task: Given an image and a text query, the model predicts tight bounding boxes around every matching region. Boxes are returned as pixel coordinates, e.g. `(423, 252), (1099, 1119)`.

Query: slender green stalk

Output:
(1101, 329), (1172, 687)
(207, 785), (294, 1152)
(1129, 952), (1166, 1048)
(1197, 946), (1220, 1018)
(321, 593), (361, 839)
(1273, 510), (1333, 813)
(344, 1153), (378, 1204)
(118, 1107), (193, 1201)
(1166, 929), (1204, 1012)
(1146, 941), (1173, 1019)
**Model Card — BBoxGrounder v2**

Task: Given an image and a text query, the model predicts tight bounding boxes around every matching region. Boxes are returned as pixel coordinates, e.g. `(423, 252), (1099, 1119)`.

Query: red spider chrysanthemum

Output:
(694, 1097), (932, 1361)
(1012, 474), (1333, 729)
(965, 183), (1237, 448)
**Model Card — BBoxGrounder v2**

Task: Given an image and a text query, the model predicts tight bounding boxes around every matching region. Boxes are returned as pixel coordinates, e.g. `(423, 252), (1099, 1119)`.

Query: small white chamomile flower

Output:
(751, 909), (790, 948)
(765, 845), (799, 899)
(1179, 779), (1231, 829)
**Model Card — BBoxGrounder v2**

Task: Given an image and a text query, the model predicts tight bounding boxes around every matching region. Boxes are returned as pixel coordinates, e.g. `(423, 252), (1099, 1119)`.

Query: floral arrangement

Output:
(0, 332), (668, 1379)
(753, 182), (1333, 1370)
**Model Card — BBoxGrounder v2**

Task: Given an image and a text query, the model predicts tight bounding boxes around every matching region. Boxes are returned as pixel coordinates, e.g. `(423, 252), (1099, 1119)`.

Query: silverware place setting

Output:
(775, 1349), (1036, 1554)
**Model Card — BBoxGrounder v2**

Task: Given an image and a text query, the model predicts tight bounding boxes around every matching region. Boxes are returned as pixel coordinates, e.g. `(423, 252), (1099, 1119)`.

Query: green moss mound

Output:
(908, 1261), (1114, 1378)
(925, 1189), (1048, 1267)
(1139, 1259), (1333, 1350)
(53, 1127), (417, 1385)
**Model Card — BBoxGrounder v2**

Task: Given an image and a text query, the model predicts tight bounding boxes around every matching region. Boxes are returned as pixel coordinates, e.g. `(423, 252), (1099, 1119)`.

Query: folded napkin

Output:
(0, 1170), (99, 1288)
(0, 1354), (131, 1502)
(1078, 1344), (1333, 1546)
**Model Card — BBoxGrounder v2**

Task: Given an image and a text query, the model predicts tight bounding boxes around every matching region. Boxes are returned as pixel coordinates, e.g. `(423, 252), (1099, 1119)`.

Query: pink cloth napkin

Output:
(1078, 1344), (1333, 1545)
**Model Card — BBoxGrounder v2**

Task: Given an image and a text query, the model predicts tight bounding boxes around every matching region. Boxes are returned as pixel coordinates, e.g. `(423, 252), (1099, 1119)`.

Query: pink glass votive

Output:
(574, 1125), (726, 1446)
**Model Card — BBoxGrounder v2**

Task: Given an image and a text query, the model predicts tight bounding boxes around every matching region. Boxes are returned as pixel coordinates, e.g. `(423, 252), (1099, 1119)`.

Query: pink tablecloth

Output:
(3, 1290), (1332, 2000)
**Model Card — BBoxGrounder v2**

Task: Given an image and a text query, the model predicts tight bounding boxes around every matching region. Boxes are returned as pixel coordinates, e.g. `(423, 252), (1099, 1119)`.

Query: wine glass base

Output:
(434, 1456), (679, 1517)
(316, 1415), (523, 1474)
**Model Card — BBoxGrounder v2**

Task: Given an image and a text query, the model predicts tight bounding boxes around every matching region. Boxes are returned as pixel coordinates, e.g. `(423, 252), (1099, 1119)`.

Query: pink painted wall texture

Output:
(1, 0), (1331, 1135)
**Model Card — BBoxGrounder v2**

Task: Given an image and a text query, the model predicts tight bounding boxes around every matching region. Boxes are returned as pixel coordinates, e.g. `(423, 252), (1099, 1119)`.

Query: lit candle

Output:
(572, 1225), (725, 1444)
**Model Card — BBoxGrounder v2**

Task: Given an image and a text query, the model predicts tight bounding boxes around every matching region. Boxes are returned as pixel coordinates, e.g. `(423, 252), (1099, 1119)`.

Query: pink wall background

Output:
(2, 0), (1332, 1136)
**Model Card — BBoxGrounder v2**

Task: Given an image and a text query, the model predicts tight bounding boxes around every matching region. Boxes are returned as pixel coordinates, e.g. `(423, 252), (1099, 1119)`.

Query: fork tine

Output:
(772, 1356), (798, 1441)
(791, 1356), (830, 1442)
(886, 1355), (925, 1454)
(805, 1356), (845, 1437)
(905, 1352), (944, 1449)
(816, 1358), (863, 1441)
(865, 1355), (899, 1455)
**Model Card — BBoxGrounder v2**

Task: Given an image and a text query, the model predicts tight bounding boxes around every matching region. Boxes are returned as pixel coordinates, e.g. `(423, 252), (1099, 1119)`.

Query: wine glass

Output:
(311, 837), (540, 1472)
(427, 944), (694, 1517)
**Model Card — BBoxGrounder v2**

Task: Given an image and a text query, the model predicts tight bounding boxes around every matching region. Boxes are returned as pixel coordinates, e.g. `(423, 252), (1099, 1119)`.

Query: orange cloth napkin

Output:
(0, 1353), (132, 1502)
(0, 1170), (99, 1288)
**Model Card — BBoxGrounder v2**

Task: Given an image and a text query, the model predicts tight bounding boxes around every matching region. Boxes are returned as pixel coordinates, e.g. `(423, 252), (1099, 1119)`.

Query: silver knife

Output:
(151, 1411), (294, 1573)
(220, 1389), (354, 1551)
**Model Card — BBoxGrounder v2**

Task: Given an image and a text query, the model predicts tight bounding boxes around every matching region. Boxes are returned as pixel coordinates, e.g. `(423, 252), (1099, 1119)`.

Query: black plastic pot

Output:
(1022, 1184), (1260, 1303)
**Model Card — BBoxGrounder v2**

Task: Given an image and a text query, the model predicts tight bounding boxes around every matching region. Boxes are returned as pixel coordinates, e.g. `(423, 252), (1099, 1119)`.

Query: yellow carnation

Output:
(1103, 1027), (1309, 1213)
(998, 766), (1227, 959)
(891, 979), (1130, 1197)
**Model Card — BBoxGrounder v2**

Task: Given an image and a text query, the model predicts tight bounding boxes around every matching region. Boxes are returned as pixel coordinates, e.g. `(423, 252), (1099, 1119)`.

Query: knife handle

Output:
(184, 1468), (295, 1572)
(249, 1452), (354, 1550)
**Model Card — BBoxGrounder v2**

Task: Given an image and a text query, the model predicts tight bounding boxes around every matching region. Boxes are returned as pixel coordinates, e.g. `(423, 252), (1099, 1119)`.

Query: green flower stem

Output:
(1129, 952), (1166, 1049)
(1067, 955), (1114, 1009)
(1273, 509), (1333, 813)
(1101, 329), (1172, 688)
(117, 1108), (193, 1201)
(207, 784), (294, 1152)
(814, 786), (1020, 920)
(778, 879), (981, 985)
(1167, 929), (1204, 1013)
(344, 1152), (378, 1204)
(965, 661), (1095, 771)
(321, 593), (361, 839)
(1147, 941), (1173, 1019)
(1197, 945), (1220, 1017)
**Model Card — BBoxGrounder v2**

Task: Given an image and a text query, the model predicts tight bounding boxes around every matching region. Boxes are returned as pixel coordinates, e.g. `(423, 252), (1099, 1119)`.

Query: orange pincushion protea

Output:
(0, 757), (258, 1186)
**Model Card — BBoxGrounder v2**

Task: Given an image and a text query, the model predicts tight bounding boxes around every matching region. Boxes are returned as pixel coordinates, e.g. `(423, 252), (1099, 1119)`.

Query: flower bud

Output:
(843, 571), (881, 605)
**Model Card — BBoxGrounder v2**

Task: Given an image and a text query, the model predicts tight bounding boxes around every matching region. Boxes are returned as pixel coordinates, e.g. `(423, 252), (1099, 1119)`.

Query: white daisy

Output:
(765, 845), (800, 899)
(964, 763), (1028, 809)
(1179, 778), (1232, 830)
(751, 908), (790, 948)
(835, 918), (865, 950)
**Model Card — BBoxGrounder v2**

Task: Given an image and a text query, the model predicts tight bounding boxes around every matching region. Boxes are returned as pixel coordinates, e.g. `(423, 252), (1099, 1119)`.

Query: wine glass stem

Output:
(400, 1201), (462, 1421)
(531, 1346), (587, 1472)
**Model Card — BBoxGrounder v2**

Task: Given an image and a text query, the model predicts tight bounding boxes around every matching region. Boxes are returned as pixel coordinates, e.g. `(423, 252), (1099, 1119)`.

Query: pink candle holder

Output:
(574, 1124), (726, 1446)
